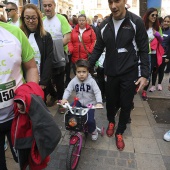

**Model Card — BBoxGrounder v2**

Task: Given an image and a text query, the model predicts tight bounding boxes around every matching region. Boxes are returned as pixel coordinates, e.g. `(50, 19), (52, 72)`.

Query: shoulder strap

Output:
(79, 33), (89, 55)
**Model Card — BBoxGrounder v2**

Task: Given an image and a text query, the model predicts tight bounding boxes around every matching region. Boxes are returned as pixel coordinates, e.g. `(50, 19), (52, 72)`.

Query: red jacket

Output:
(68, 24), (96, 63)
(11, 82), (61, 170)
(150, 38), (164, 67)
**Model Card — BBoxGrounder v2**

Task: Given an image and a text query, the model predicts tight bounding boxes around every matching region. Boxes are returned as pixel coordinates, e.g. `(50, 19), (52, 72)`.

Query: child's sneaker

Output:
(4, 139), (8, 151)
(91, 129), (98, 141)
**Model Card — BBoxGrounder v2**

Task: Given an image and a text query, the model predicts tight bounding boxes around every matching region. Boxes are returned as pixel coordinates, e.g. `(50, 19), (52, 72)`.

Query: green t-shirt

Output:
(0, 21), (35, 123)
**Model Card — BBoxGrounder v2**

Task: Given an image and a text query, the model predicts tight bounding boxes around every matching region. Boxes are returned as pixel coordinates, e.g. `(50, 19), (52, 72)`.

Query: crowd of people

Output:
(0, 0), (170, 169)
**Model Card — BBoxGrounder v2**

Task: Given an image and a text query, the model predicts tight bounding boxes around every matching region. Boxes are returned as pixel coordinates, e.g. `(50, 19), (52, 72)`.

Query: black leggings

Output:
(144, 54), (157, 91)
(0, 119), (18, 170)
(152, 58), (166, 85)
(46, 67), (65, 100)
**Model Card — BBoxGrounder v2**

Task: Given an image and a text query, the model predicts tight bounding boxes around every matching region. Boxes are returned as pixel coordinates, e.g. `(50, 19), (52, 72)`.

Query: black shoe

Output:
(164, 70), (170, 73)
(46, 96), (57, 107)
(131, 102), (134, 110)
(127, 117), (131, 124)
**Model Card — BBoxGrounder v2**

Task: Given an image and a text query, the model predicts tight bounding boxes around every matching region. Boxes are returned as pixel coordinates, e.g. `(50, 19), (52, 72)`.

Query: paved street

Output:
(6, 74), (170, 170)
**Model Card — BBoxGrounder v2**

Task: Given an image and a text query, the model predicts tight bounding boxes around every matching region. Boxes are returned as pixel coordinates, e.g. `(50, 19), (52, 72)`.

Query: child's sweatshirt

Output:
(63, 74), (102, 106)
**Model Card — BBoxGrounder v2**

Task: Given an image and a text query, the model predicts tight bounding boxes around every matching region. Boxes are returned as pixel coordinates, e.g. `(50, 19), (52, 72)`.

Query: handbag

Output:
(79, 34), (91, 59)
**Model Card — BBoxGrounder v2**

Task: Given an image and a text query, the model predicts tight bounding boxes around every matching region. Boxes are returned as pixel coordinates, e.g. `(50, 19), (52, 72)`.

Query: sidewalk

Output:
(6, 74), (170, 170)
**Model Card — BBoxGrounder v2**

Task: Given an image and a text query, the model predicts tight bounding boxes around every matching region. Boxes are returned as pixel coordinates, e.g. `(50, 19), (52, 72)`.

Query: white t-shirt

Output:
(10, 20), (19, 27)
(9, 19), (20, 27)
(43, 15), (63, 40)
(28, 33), (41, 75)
(43, 14), (71, 53)
(147, 28), (156, 54)
(79, 27), (86, 36)
(112, 18), (125, 39)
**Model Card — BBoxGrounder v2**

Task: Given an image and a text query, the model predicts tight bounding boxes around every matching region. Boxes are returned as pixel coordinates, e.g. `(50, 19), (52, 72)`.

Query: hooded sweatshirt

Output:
(63, 74), (102, 106)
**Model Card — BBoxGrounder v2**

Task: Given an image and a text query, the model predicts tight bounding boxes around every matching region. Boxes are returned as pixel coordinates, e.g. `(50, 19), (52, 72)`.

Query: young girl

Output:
(151, 15), (170, 91)
(142, 8), (163, 100)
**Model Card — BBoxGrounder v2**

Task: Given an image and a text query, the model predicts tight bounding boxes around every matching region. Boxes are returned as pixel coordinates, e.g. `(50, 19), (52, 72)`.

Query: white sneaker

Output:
(157, 84), (162, 91)
(163, 130), (170, 141)
(91, 129), (98, 141)
(4, 140), (8, 151)
(149, 86), (156, 92)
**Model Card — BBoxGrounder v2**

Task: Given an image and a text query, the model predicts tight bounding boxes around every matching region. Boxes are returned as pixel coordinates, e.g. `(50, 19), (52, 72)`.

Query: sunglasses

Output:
(151, 14), (158, 18)
(5, 8), (15, 12)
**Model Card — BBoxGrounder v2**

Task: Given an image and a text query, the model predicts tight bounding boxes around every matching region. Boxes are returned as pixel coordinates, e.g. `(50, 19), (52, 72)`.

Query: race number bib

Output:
(0, 80), (16, 109)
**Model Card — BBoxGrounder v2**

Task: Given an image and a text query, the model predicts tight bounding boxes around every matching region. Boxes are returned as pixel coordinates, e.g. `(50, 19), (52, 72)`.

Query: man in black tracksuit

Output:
(89, 0), (149, 151)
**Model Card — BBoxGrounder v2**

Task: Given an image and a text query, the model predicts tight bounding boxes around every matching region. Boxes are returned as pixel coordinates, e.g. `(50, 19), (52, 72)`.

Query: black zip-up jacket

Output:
(89, 10), (149, 79)
(162, 27), (170, 59)
(28, 31), (53, 86)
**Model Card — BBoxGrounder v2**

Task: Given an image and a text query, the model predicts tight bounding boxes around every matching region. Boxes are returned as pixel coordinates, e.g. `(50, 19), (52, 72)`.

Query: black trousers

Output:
(46, 67), (65, 100)
(0, 119), (18, 170)
(165, 58), (170, 72)
(106, 68), (138, 134)
(96, 67), (105, 99)
(65, 54), (72, 82)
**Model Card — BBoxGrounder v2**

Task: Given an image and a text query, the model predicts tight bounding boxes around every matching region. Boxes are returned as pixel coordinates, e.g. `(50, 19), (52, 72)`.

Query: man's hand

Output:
(40, 85), (46, 90)
(135, 77), (148, 92)
(61, 99), (68, 105)
(165, 59), (169, 63)
(17, 103), (26, 114)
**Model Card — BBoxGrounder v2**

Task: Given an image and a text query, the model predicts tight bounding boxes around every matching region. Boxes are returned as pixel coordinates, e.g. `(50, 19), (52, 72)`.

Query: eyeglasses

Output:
(151, 14), (158, 18)
(5, 9), (15, 13)
(24, 16), (38, 22)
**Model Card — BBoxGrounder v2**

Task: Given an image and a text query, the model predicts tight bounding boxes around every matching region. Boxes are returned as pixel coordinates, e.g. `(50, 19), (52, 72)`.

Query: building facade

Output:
(0, 0), (170, 20)
(72, 0), (140, 18)
(57, 0), (73, 17)
(72, 0), (169, 18)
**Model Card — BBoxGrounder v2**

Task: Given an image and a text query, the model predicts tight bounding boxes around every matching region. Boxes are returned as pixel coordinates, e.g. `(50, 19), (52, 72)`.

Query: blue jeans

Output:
(71, 101), (96, 133)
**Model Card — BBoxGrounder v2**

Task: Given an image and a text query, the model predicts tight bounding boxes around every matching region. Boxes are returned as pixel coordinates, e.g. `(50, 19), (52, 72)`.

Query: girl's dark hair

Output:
(158, 17), (163, 25)
(143, 8), (160, 31)
(75, 59), (90, 70)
